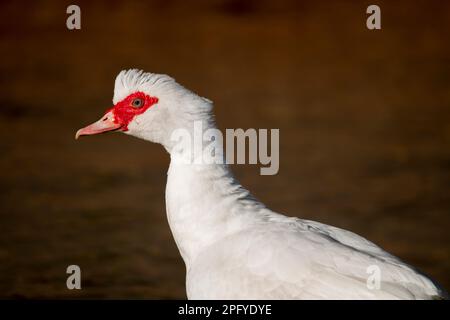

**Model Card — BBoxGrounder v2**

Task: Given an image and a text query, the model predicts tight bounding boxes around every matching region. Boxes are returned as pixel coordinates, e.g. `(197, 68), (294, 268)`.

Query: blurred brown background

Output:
(0, 0), (449, 298)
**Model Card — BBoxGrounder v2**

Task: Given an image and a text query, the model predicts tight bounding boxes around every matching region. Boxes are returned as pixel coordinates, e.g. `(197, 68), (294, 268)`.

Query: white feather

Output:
(114, 69), (447, 300)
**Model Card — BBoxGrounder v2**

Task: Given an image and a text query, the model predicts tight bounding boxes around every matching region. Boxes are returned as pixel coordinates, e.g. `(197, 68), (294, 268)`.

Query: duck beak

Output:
(75, 110), (122, 139)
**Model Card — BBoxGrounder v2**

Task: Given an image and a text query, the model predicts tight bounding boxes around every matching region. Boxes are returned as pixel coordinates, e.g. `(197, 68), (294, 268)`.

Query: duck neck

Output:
(164, 124), (264, 267)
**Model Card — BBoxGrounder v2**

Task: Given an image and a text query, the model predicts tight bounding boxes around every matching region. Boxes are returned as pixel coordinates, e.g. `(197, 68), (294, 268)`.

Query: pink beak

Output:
(75, 111), (122, 139)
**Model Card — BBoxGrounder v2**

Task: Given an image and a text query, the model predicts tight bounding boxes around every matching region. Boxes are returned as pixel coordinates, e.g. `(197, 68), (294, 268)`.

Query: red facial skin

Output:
(109, 92), (159, 131)
(75, 91), (159, 140)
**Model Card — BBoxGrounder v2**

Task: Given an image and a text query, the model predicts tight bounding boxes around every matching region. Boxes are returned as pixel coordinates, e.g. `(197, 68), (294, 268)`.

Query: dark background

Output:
(0, 0), (449, 298)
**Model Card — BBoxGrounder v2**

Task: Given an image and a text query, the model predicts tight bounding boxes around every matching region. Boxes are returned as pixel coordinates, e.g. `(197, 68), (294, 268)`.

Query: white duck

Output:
(76, 69), (447, 299)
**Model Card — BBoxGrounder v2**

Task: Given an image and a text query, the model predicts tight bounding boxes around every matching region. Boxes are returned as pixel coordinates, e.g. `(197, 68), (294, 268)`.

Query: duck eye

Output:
(131, 98), (144, 108)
